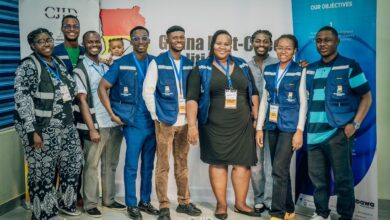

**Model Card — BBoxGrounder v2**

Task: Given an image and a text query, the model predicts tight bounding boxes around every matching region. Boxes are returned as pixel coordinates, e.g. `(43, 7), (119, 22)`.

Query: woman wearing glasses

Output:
(14, 28), (82, 220)
(255, 34), (307, 220)
(186, 30), (260, 219)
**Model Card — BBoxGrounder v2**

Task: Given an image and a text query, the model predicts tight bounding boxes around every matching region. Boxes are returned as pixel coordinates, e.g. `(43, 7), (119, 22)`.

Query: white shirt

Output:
(142, 59), (187, 126)
(74, 56), (117, 128)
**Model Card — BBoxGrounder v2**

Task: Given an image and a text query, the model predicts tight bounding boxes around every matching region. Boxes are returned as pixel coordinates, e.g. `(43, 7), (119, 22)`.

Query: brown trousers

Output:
(154, 121), (190, 209)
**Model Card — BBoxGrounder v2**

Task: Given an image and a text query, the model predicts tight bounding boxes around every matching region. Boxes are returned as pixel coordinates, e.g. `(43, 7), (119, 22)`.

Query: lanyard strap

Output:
(215, 56), (232, 89)
(39, 55), (62, 82)
(273, 61), (292, 103)
(91, 63), (105, 77)
(132, 53), (149, 80)
(167, 51), (183, 95)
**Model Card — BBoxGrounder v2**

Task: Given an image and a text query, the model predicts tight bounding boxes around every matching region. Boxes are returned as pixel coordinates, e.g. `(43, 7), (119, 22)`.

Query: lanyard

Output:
(167, 51), (183, 95)
(273, 61), (292, 103)
(39, 55), (62, 82)
(132, 53), (149, 80)
(91, 63), (105, 77)
(215, 56), (232, 89)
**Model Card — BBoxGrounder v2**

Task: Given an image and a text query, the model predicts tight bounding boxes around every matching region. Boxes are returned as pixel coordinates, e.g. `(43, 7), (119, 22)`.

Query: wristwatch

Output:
(352, 121), (360, 130)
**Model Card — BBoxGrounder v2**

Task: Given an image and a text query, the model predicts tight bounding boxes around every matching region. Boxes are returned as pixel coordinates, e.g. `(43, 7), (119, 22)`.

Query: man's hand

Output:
(344, 123), (356, 139)
(111, 114), (124, 125)
(89, 129), (101, 143)
(33, 132), (44, 149)
(299, 59), (309, 68)
(256, 130), (264, 148)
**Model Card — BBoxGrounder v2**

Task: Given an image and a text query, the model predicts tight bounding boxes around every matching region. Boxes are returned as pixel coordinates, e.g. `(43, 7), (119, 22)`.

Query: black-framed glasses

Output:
(35, 38), (54, 46)
(131, 36), (149, 42)
(63, 24), (80, 30)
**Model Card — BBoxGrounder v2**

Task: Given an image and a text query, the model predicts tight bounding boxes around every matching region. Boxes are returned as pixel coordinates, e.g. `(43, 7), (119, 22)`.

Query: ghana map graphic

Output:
(100, 6), (145, 53)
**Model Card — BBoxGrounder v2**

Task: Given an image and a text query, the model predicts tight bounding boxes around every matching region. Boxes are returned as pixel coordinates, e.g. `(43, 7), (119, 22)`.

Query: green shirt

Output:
(65, 46), (80, 68)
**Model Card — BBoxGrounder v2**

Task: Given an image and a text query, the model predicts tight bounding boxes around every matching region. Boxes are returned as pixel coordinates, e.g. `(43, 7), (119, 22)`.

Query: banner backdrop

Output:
(291, 0), (377, 219)
(19, 0), (100, 58)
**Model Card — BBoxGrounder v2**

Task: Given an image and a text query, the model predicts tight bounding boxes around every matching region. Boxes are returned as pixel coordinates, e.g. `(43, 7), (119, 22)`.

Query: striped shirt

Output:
(307, 55), (370, 146)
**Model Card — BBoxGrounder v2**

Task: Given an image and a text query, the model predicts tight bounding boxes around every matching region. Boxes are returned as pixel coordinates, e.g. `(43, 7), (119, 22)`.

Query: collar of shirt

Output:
(250, 55), (279, 70)
(83, 56), (108, 74)
(319, 53), (339, 67)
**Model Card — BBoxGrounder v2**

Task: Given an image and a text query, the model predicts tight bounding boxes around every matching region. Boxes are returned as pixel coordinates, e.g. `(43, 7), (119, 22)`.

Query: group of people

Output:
(14, 14), (372, 220)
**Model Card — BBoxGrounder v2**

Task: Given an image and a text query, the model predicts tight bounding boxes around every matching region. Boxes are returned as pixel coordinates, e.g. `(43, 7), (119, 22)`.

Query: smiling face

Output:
(61, 17), (80, 42)
(131, 29), (150, 55)
(32, 32), (54, 60)
(213, 33), (232, 61)
(275, 38), (296, 64)
(167, 31), (185, 53)
(109, 40), (124, 56)
(84, 32), (102, 58)
(252, 33), (272, 57)
(316, 30), (339, 60)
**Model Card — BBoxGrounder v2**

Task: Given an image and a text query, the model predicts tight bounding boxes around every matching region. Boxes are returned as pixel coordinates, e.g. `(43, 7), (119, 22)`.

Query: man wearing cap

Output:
(143, 25), (202, 220)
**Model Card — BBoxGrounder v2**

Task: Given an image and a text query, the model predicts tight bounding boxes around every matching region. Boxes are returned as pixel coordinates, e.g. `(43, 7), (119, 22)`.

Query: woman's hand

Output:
(255, 130), (264, 148)
(33, 132), (44, 149)
(187, 125), (199, 145)
(292, 129), (303, 151)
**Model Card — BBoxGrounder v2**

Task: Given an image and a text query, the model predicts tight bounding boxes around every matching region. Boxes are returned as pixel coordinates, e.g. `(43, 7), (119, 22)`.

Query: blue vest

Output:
(263, 61), (302, 132)
(154, 51), (193, 125)
(110, 53), (155, 126)
(306, 55), (359, 128)
(53, 43), (85, 73)
(196, 56), (253, 125)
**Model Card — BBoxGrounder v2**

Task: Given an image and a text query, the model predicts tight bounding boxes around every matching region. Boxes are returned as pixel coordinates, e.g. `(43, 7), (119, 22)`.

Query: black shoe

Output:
(214, 212), (228, 220)
(138, 201), (159, 215)
(157, 208), (171, 220)
(104, 201), (126, 211)
(86, 207), (102, 218)
(176, 203), (202, 216)
(254, 203), (267, 214)
(234, 206), (261, 217)
(127, 207), (142, 220)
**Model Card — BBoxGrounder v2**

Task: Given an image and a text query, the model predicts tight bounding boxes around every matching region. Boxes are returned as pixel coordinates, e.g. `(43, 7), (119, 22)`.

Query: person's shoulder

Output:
(182, 55), (193, 65)
(53, 43), (64, 52)
(264, 62), (278, 71)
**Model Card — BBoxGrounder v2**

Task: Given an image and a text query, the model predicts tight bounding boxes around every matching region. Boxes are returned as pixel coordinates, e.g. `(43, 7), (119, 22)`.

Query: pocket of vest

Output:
(329, 76), (349, 101)
(282, 83), (298, 105)
(158, 79), (176, 98)
(119, 74), (137, 103)
(328, 101), (352, 113)
(279, 105), (299, 130)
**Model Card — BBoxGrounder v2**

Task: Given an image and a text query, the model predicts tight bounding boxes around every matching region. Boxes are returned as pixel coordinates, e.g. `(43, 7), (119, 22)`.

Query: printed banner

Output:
(292, 0), (377, 219)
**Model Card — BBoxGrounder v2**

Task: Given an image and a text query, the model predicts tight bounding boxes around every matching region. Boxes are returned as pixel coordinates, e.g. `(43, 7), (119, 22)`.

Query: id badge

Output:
(179, 97), (186, 114)
(224, 89), (237, 109)
(60, 85), (71, 102)
(269, 104), (279, 123)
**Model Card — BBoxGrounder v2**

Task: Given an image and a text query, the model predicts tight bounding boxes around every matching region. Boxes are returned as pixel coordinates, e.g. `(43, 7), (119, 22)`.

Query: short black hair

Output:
(61, 14), (79, 27)
(166, 25), (185, 36)
(208, 29), (232, 58)
(109, 37), (124, 44)
(82, 30), (100, 45)
(27, 28), (52, 47)
(251, 29), (273, 43)
(317, 26), (339, 39)
(130, 26), (149, 37)
(274, 34), (299, 49)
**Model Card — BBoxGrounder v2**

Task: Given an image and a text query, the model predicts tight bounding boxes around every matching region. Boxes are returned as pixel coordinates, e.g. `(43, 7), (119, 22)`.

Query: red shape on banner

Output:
(100, 6), (145, 36)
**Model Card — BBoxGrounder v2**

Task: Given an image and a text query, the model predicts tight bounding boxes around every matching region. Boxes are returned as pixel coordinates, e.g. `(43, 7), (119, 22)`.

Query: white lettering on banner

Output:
(310, 1), (353, 11)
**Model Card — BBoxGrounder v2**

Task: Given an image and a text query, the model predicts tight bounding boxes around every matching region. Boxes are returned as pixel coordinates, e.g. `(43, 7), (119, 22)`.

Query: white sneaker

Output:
(310, 213), (330, 220)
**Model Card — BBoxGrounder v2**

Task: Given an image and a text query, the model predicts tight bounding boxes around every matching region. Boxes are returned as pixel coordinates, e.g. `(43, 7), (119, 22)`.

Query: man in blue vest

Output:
(73, 31), (126, 218)
(99, 26), (159, 220)
(306, 26), (372, 220)
(54, 15), (85, 74)
(143, 26), (202, 220)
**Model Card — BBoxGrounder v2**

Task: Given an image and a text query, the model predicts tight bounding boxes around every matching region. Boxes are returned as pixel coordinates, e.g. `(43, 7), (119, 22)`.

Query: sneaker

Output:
(58, 207), (81, 216)
(284, 212), (296, 219)
(103, 201), (126, 211)
(127, 207), (142, 220)
(254, 203), (267, 214)
(158, 208), (171, 220)
(138, 201), (159, 215)
(176, 203), (202, 216)
(310, 213), (330, 220)
(86, 207), (102, 218)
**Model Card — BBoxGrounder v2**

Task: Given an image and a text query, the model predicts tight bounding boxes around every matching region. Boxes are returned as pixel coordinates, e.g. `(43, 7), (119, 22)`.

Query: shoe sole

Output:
(58, 209), (82, 216)
(138, 208), (159, 216)
(86, 213), (102, 218)
(103, 206), (127, 211)
(176, 209), (202, 216)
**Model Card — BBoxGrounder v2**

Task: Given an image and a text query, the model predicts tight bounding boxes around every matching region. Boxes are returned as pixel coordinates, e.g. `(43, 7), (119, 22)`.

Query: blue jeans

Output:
(267, 130), (295, 219)
(308, 129), (355, 220)
(123, 124), (156, 207)
(250, 134), (273, 208)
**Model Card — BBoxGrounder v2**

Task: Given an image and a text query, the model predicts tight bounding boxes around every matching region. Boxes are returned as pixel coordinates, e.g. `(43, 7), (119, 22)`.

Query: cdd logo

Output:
(355, 199), (375, 208)
(45, 6), (77, 19)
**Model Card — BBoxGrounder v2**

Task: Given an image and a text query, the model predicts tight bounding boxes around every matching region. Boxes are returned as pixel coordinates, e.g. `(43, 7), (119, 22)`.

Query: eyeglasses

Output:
(35, 38), (54, 46)
(132, 36), (149, 42)
(275, 47), (294, 52)
(63, 24), (80, 30)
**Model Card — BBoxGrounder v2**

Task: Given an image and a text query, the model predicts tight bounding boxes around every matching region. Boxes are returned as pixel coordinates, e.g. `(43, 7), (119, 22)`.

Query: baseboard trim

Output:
(0, 194), (26, 216)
